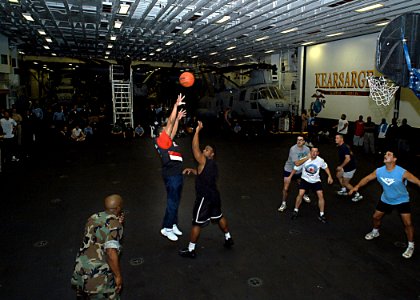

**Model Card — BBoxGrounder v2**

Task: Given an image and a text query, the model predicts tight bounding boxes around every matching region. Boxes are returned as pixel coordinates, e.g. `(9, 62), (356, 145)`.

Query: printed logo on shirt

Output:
(305, 163), (319, 176)
(380, 177), (395, 186)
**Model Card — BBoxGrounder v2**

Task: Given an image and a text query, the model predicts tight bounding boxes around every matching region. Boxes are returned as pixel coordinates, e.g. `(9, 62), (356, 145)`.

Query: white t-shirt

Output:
(294, 156), (328, 183)
(337, 119), (349, 134)
(0, 118), (17, 138)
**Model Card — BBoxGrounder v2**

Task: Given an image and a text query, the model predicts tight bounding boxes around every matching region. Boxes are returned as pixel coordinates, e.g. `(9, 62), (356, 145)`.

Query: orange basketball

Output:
(179, 72), (195, 87)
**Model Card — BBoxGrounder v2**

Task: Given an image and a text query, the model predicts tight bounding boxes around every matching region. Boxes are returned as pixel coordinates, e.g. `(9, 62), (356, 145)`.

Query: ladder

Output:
(110, 65), (134, 128)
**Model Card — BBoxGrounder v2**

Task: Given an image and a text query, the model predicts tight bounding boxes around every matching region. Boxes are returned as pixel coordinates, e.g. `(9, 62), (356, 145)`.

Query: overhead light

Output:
(38, 29), (46, 35)
(264, 50), (275, 53)
(156, 48), (162, 52)
(281, 27), (298, 34)
(107, 44), (113, 48)
(51, 53), (57, 56)
(191, 55), (198, 59)
(69, 63), (72, 66)
(256, 36), (269, 42)
(171, 26), (182, 33)
(118, 3), (130, 15)
(43, 45), (50, 49)
(355, 3), (384, 12)
(376, 21), (389, 26)
(213, 61), (220, 65)
(326, 32), (344, 37)
(301, 41), (315, 46)
(110, 35), (117, 41)
(226, 46), (236, 50)
(229, 58), (237, 61)
(33, 61), (38, 64)
(18, 51), (25, 55)
(105, 56), (109, 59)
(105, 51), (111, 55)
(142, 58), (146, 61)
(244, 54), (253, 58)
(22, 13), (34, 22)
(179, 60), (185, 63)
(8, 0), (20, 3)
(216, 16), (230, 24)
(45, 37), (53, 43)
(114, 20), (123, 29)
(209, 52), (218, 56)
(165, 40), (174, 46)
(183, 28), (194, 35)
(149, 52), (155, 56)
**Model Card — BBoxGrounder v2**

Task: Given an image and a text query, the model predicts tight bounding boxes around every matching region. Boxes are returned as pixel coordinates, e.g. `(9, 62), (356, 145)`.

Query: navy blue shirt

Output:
(338, 143), (356, 172)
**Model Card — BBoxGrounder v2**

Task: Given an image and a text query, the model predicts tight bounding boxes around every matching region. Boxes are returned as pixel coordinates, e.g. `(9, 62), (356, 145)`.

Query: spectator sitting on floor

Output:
(123, 124), (135, 140)
(135, 124), (145, 137)
(83, 123), (94, 139)
(71, 124), (86, 142)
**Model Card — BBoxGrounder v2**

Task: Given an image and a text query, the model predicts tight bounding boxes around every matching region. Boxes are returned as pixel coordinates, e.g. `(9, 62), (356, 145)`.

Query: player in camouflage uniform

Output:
(71, 194), (124, 299)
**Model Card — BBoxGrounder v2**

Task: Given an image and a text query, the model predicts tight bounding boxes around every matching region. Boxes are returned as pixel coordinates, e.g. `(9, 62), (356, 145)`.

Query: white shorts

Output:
(353, 135), (364, 146)
(342, 169), (356, 179)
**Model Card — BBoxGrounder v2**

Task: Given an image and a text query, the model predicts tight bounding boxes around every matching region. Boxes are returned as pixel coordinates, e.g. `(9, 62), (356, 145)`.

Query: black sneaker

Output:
(318, 215), (327, 223)
(224, 238), (234, 248)
(179, 247), (196, 258)
(291, 211), (298, 220)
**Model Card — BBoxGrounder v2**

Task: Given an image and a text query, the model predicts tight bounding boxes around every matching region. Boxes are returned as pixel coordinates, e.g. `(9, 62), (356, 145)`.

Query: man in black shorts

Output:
(179, 121), (233, 258)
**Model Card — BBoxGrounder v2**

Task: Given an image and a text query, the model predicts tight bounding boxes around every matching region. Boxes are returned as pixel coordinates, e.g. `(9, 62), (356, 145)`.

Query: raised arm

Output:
(349, 170), (377, 195)
(164, 94), (185, 136)
(170, 108), (186, 140)
(403, 170), (420, 188)
(192, 121), (206, 167)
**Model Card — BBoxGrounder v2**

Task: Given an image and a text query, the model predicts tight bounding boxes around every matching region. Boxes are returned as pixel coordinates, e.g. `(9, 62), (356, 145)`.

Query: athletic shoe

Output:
(179, 248), (196, 258)
(224, 238), (234, 248)
(351, 194), (363, 202)
(278, 202), (287, 212)
(291, 211), (298, 220)
(172, 224), (183, 236)
(303, 194), (311, 203)
(365, 231), (380, 240)
(318, 215), (327, 223)
(161, 228), (178, 241)
(336, 190), (348, 196)
(402, 246), (414, 259)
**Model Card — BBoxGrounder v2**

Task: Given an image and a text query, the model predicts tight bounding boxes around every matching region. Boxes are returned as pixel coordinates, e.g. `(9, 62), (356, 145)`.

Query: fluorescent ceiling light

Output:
(216, 16), (231, 24)
(43, 45), (50, 49)
(142, 58), (146, 61)
(45, 37), (53, 43)
(19, 51), (25, 55)
(244, 54), (253, 58)
(8, 0), (20, 3)
(226, 46), (236, 50)
(33, 62), (38, 64)
(165, 40), (174, 46)
(107, 44), (113, 48)
(213, 62), (220, 64)
(229, 58), (237, 61)
(355, 3), (383, 12)
(38, 29), (46, 35)
(281, 27), (298, 34)
(301, 41), (315, 46)
(179, 60), (185, 63)
(264, 50), (274, 53)
(118, 3), (130, 14)
(51, 53), (57, 56)
(209, 52), (218, 56)
(375, 21), (389, 26)
(191, 55), (198, 59)
(326, 32), (344, 37)
(105, 56), (109, 59)
(22, 13), (34, 22)
(156, 48), (162, 52)
(183, 28), (194, 35)
(256, 36), (269, 42)
(114, 20), (123, 29)
(110, 35), (117, 41)
(106, 51), (111, 55)
(149, 52), (155, 56)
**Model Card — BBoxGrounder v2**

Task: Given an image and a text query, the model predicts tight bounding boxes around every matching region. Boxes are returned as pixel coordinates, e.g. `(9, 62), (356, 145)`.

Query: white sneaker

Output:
(172, 224), (182, 236)
(365, 231), (380, 240)
(402, 246), (414, 259)
(337, 190), (348, 196)
(351, 194), (363, 202)
(303, 194), (311, 203)
(278, 202), (287, 212)
(160, 228), (178, 241)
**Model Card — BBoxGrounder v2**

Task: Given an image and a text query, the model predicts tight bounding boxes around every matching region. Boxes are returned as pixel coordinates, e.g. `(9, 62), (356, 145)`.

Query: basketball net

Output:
(367, 76), (399, 106)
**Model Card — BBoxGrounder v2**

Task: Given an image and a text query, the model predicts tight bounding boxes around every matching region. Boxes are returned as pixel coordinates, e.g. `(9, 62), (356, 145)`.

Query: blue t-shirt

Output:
(376, 165), (409, 204)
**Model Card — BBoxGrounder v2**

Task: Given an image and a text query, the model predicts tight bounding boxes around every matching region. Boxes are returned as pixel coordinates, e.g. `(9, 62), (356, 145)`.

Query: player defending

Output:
(278, 136), (311, 212)
(287, 147), (333, 223)
(349, 151), (420, 258)
(179, 121), (233, 258)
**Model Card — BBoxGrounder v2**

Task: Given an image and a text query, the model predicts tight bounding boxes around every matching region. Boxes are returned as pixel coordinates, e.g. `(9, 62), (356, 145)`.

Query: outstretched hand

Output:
(176, 93), (186, 106)
(196, 121), (203, 132)
(177, 108), (187, 120)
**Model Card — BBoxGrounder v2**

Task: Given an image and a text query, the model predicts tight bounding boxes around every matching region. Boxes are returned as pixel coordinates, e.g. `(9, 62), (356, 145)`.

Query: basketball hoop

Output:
(367, 76), (399, 106)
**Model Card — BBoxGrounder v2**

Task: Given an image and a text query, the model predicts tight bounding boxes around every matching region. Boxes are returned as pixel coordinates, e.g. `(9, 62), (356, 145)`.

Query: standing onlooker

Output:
(179, 121), (233, 258)
(0, 111), (19, 163)
(349, 151), (420, 259)
(278, 136), (311, 212)
(333, 114), (349, 143)
(353, 115), (365, 150)
(397, 118), (412, 162)
(288, 147), (334, 223)
(71, 194), (124, 298)
(335, 134), (363, 202)
(385, 118), (398, 151)
(301, 109), (308, 132)
(363, 116), (376, 154)
(377, 118), (389, 155)
(154, 94), (187, 242)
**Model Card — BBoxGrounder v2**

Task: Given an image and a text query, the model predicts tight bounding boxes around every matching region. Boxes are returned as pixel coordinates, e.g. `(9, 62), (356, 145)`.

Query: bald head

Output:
(104, 194), (123, 215)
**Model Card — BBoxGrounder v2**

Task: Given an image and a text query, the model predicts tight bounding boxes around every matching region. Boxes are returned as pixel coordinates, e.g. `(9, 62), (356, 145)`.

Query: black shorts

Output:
(283, 170), (302, 181)
(192, 191), (223, 227)
(298, 179), (323, 192)
(376, 200), (411, 214)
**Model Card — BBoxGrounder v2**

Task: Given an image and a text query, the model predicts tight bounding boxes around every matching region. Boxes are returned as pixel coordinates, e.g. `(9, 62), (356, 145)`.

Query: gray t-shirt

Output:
(284, 144), (310, 172)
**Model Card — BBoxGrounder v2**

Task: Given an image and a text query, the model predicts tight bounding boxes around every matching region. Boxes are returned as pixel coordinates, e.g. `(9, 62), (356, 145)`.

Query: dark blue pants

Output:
(162, 174), (183, 229)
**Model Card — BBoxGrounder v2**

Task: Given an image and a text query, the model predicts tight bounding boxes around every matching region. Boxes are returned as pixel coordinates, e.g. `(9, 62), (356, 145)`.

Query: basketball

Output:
(179, 72), (195, 87)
